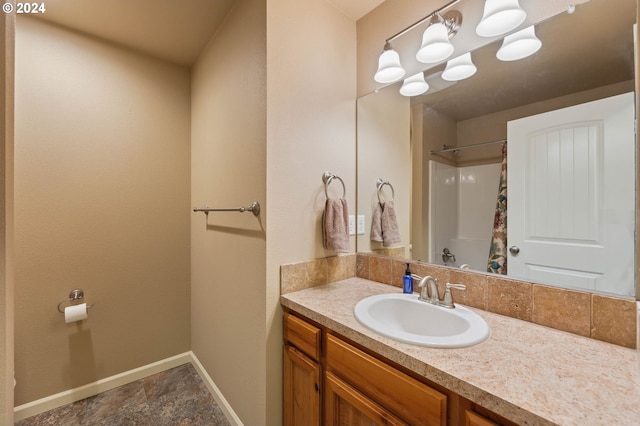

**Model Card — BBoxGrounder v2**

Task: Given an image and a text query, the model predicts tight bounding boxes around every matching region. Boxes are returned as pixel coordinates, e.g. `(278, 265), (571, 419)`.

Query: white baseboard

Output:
(14, 351), (241, 425)
(189, 352), (243, 426)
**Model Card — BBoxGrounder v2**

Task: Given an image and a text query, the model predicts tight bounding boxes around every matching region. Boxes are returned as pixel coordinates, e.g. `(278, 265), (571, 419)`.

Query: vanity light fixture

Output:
(496, 25), (542, 61)
(373, 4), (462, 84)
(400, 72), (429, 96)
(441, 52), (477, 81)
(476, 0), (527, 37)
(416, 12), (461, 64)
(374, 42), (405, 83)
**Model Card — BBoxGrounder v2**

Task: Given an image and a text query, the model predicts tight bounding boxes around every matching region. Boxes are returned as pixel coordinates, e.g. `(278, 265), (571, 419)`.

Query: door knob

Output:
(509, 246), (520, 255)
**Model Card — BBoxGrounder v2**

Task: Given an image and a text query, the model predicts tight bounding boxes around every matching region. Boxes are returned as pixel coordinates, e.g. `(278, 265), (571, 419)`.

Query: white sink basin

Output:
(354, 293), (490, 348)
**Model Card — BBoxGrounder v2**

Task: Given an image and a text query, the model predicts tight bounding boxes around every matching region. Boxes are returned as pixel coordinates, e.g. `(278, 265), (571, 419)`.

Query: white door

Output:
(508, 92), (635, 297)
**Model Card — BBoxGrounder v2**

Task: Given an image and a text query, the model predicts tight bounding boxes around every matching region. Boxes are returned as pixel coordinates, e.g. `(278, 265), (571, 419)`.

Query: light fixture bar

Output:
(383, 0), (463, 44)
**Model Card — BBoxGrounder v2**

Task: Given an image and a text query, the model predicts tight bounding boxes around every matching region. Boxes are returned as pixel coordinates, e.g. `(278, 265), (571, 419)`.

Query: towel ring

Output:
(376, 178), (395, 203)
(322, 172), (346, 199)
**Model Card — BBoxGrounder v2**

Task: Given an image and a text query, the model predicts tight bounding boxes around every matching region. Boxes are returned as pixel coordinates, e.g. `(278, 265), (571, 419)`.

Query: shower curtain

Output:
(487, 143), (507, 274)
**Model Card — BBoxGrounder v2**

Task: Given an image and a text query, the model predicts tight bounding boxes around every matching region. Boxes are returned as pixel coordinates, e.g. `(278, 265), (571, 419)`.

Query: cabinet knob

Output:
(314, 383), (319, 392)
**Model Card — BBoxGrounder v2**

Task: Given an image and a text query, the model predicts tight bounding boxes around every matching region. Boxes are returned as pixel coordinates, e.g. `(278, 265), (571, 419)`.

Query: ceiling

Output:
(33, 0), (382, 66)
(326, 0), (384, 21)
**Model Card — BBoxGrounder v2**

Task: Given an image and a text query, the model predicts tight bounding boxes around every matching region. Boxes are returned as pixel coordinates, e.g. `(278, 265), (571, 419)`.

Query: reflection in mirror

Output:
(356, 0), (637, 298)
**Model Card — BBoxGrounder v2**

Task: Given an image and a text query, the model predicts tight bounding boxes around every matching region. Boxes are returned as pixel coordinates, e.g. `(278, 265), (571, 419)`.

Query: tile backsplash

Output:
(281, 252), (637, 349)
(280, 253), (356, 295)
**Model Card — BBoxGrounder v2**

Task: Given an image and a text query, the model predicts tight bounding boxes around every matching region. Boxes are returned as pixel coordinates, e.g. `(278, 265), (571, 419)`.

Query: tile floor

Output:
(15, 363), (231, 426)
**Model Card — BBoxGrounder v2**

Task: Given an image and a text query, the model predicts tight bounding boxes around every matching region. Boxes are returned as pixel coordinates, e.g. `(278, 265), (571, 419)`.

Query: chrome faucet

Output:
(413, 274), (467, 309)
(417, 275), (439, 304)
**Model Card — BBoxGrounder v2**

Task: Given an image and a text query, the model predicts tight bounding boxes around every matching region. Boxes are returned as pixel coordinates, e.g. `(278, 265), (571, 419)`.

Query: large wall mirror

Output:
(357, 0), (637, 299)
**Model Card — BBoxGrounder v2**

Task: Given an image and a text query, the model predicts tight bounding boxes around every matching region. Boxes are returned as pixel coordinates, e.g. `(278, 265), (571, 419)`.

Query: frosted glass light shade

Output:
(400, 72), (429, 97)
(476, 0), (527, 37)
(416, 22), (455, 64)
(441, 53), (477, 81)
(374, 47), (405, 83)
(497, 25), (541, 61)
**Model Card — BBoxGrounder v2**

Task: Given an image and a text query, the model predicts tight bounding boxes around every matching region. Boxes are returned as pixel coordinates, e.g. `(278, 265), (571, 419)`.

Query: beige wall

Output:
(266, 0), (356, 423)
(1, 7), (15, 425)
(357, 88), (410, 255)
(9, 1), (355, 423)
(13, 18), (191, 404)
(190, 1), (267, 425)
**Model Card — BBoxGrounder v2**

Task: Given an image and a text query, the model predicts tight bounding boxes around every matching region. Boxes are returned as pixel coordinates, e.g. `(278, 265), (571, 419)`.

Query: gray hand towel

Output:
(322, 198), (350, 252)
(370, 201), (401, 247)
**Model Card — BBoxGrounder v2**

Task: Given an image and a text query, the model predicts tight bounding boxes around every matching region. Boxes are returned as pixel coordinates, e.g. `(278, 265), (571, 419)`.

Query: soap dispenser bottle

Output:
(403, 263), (413, 294)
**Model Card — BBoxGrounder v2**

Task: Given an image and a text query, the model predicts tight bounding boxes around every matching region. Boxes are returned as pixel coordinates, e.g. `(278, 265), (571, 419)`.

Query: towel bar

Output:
(193, 201), (260, 217)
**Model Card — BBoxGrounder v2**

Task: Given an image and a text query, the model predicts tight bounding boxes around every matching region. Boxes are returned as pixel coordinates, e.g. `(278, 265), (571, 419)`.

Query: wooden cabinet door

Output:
(324, 371), (407, 426)
(465, 410), (499, 426)
(284, 344), (321, 426)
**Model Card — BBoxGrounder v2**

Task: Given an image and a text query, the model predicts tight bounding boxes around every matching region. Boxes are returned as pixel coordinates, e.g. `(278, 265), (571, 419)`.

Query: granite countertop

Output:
(280, 277), (640, 426)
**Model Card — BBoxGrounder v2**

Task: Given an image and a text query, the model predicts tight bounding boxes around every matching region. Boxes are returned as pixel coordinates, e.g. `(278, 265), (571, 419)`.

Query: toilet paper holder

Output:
(57, 288), (94, 313)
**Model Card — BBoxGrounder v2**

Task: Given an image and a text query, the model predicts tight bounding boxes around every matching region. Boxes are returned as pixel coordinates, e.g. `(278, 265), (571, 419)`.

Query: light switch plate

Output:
(348, 215), (355, 235)
(357, 215), (365, 235)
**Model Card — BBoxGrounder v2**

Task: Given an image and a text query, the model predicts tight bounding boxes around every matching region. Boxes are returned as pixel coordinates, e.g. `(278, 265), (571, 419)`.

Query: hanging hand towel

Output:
(370, 201), (401, 247)
(322, 198), (350, 252)
(370, 203), (383, 242)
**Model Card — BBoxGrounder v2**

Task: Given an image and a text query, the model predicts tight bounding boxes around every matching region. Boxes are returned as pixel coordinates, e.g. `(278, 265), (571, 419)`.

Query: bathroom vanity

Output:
(281, 278), (640, 425)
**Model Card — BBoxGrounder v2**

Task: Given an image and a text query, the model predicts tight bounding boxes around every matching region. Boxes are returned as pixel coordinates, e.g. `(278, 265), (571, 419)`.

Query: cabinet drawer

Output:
(284, 312), (321, 361)
(326, 333), (447, 426)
